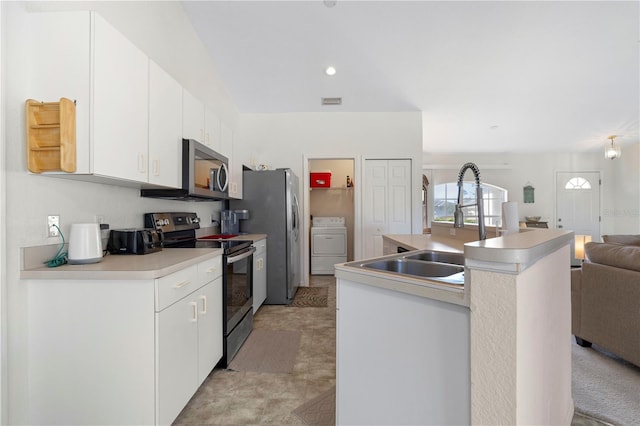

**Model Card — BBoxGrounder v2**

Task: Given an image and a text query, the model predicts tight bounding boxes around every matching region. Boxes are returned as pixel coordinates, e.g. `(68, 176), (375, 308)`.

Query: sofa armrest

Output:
(570, 267), (582, 336)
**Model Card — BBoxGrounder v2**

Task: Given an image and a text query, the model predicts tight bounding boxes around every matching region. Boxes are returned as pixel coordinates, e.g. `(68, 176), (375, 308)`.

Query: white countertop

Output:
(382, 234), (465, 253)
(21, 248), (224, 280)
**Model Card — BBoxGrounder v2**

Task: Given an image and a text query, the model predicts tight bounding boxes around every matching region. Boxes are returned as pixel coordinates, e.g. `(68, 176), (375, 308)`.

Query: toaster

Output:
(107, 228), (163, 255)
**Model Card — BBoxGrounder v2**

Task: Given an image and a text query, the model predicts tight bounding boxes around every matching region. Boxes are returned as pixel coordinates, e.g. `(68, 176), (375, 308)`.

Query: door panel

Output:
(363, 160), (412, 259)
(556, 171), (600, 263)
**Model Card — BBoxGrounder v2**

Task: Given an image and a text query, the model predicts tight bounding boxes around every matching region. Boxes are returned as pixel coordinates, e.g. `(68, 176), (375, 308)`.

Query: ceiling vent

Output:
(321, 97), (342, 106)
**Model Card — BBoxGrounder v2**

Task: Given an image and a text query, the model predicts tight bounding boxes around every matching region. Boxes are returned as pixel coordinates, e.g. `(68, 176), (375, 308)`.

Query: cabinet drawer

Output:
(197, 256), (222, 286)
(155, 265), (198, 311)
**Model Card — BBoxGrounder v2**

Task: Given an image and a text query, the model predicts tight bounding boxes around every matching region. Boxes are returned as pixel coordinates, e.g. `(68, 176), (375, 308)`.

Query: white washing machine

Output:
(311, 217), (347, 275)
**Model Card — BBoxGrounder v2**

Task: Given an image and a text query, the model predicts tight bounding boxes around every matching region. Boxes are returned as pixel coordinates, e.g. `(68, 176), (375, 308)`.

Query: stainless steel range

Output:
(145, 212), (254, 367)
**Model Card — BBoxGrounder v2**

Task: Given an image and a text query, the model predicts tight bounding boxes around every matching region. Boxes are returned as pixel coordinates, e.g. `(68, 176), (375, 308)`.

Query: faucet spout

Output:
(454, 162), (487, 241)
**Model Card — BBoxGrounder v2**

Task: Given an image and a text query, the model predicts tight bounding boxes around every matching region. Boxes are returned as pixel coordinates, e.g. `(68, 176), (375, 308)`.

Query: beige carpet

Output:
(290, 287), (328, 307)
(292, 386), (336, 425)
(572, 339), (640, 425)
(227, 329), (301, 374)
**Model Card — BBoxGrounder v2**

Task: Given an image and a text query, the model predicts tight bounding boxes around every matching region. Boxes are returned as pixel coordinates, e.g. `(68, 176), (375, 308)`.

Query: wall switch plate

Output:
(48, 215), (60, 237)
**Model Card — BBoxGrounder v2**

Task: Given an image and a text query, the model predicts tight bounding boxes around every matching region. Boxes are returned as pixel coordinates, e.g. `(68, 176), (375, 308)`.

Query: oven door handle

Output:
(227, 247), (256, 264)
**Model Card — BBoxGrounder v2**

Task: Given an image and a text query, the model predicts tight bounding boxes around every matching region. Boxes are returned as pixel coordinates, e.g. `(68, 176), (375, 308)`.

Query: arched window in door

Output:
(433, 181), (508, 227)
(564, 177), (592, 190)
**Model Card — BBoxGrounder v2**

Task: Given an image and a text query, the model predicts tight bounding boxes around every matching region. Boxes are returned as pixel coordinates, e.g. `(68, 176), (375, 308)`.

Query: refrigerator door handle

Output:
(292, 194), (300, 241)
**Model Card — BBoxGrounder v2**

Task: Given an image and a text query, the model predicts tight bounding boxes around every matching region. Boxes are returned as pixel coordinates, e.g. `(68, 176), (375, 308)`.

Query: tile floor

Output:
(174, 275), (336, 425)
(174, 275), (607, 426)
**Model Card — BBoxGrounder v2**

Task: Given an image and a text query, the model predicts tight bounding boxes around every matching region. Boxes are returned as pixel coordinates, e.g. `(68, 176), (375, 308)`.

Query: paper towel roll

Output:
(501, 201), (519, 236)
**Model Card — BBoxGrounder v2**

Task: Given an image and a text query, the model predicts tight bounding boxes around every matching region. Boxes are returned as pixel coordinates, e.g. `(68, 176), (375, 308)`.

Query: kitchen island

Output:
(335, 228), (574, 425)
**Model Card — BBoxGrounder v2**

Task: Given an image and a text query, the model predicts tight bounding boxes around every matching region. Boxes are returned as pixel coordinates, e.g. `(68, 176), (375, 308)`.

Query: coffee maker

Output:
(220, 209), (250, 235)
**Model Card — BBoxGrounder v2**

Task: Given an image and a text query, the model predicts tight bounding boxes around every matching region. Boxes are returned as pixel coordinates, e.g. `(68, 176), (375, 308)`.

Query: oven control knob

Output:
(192, 217), (200, 223)
(156, 219), (163, 227)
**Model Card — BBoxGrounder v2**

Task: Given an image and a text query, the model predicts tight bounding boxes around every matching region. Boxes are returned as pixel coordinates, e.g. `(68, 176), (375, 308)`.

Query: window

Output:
(565, 177), (592, 190)
(433, 182), (508, 227)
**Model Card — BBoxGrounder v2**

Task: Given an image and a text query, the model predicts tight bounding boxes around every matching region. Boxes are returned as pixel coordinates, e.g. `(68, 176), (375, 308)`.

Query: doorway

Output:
(556, 171), (601, 263)
(304, 158), (356, 283)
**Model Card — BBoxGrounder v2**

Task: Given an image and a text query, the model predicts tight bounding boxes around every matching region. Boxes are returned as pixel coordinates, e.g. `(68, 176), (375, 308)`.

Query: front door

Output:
(556, 171), (601, 263)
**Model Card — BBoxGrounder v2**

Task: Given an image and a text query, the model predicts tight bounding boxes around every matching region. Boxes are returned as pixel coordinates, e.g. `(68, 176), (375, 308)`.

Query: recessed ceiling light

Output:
(325, 66), (337, 76)
(490, 125), (499, 130)
(324, 0), (337, 8)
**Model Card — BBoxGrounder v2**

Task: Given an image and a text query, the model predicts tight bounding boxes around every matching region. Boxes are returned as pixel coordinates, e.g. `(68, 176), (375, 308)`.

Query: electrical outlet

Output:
(94, 215), (104, 224)
(48, 215), (60, 237)
(449, 228), (456, 236)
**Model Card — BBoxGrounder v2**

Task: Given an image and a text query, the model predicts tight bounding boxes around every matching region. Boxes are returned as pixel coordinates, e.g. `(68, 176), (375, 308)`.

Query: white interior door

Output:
(363, 160), (412, 259)
(556, 171), (601, 261)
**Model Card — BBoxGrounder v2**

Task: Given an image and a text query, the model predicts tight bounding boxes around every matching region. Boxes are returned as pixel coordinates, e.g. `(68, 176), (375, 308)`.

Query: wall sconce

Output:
(574, 234), (592, 260)
(605, 135), (621, 160)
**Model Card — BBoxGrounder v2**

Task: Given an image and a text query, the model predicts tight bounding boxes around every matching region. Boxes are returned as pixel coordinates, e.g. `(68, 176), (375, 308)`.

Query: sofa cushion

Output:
(585, 242), (640, 272)
(601, 234), (640, 246)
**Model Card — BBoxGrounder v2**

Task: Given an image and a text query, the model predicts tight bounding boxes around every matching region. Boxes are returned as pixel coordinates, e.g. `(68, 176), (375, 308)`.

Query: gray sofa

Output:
(571, 241), (640, 367)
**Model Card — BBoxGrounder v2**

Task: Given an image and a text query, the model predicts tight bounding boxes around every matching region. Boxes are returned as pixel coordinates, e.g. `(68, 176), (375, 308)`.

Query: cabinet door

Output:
(92, 13), (149, 182)
(148, 60), (182, 188)
(253, 239), (267, 312)
(197, 278), (223, 384)
(156, 297), (198, 425)
(182, 89), (205, 142)
(27, 11), (92, 174)
(222, 123), (243, 199)
(204, 107), (221, 150)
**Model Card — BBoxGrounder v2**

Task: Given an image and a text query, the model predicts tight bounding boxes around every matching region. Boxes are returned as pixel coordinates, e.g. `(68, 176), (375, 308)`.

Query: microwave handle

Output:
(218, 163), (229, 192)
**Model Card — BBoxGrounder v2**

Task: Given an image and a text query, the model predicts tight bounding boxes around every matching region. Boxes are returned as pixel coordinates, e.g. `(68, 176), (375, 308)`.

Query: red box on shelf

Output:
(310, 172), (331, 188)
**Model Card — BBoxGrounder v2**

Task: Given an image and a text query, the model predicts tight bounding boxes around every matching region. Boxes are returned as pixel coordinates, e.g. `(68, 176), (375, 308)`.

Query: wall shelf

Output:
(26, 98), (76, 173)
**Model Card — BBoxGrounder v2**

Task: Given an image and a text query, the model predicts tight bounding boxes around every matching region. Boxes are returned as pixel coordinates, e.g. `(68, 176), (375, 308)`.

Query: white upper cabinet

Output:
(222, 123), (242, 199)
(91, 14), (149, 182)
(148, 60), (182, 188)
(182, 89), (205, 143)
(28, 11), (150, 182)
(182, 89), (221, 150)
(204, 107), (221, 151)
(27, 10), (233, 190)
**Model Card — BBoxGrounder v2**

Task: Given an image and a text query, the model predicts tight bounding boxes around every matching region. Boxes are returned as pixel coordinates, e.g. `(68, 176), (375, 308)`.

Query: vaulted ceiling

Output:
(182, 1), (639, 154)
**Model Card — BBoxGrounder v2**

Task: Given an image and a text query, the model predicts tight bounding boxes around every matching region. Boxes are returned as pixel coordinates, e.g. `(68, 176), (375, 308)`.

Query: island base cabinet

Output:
(336, 278), (471, 426)
(27, 280), (156, 425)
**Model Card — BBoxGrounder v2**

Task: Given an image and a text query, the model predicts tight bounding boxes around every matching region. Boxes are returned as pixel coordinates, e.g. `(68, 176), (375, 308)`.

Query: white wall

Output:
(235, 112), (424, 274)
(3, 3), (238, 423)
(424, 144), (640, 238)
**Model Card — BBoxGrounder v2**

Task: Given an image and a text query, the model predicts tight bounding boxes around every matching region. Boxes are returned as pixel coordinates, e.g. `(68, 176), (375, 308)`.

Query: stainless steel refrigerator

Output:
(230, 168), (301, 304)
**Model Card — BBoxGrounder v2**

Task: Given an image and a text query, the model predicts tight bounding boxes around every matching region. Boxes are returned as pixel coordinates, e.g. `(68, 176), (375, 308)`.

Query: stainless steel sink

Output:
(360, 259), (463, 280)
(348, 250), (466, 285)
(402, 251), (464, 266)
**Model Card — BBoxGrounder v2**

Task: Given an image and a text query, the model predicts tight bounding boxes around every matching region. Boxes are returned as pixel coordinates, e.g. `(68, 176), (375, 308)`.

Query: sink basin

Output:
(361, 259), (463, 279)
(403, 251), (464, 266)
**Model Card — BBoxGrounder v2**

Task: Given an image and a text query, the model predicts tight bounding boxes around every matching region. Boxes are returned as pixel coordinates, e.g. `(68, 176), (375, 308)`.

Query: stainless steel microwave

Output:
(141, 139), (229, 201)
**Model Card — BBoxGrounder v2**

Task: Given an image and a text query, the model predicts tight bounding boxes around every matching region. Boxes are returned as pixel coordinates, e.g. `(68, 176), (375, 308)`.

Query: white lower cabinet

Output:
(26, 255), (222, 425)
(252, 238), (267, 312)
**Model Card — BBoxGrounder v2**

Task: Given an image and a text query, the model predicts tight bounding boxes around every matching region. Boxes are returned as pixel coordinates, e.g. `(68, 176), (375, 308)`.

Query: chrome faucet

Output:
(454, 162), (487, 241)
